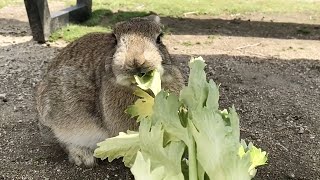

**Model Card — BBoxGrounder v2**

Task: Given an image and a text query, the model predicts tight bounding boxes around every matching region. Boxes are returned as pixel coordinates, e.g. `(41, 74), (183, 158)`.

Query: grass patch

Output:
(296, 27), (311, 35)
(82, 9), (113, 26)
(204, 40), (213, 45)
(50, 0), (320, 42)
(0, 0), (69, 9)
(0, 0), (21, 9)
(50, 25), (110, 42)
(87, 0), (320, 16)
(207, 35), (216, 40)
(50, 8), (150, 41)
(181, 41), (202, 46)
(181, 41), (193, 46)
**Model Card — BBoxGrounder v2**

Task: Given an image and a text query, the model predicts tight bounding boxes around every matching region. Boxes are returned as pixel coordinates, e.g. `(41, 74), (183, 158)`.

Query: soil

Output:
(0, 3), (320, 180)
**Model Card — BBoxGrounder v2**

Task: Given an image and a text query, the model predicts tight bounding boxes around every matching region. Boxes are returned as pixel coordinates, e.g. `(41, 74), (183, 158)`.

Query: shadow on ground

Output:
(73, 9), (320, 40)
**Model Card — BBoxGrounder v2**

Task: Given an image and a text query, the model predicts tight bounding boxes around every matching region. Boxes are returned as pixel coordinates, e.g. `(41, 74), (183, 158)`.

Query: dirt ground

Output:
(0, 3), (320, 180)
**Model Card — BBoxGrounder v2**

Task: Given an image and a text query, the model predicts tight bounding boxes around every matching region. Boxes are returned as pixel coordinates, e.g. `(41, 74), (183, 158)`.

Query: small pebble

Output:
(18, 77), (26, 82)
(0, 93), (8, 102)
(298, 127), (304, 134)
(287, 172), (295, 178)
(0, 93), (7, 99)
(17, 96), (24, 101)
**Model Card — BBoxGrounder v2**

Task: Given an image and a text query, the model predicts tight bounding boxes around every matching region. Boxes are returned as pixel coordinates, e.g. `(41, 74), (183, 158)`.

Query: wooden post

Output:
(24, 0), (92, 43)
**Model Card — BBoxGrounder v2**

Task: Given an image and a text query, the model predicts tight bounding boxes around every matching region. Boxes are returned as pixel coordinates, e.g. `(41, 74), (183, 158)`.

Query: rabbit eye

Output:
(156, 32), (163, 44)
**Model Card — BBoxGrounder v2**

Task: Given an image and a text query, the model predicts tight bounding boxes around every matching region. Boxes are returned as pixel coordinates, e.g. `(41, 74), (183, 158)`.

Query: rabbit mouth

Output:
(115, 75), (137, 87)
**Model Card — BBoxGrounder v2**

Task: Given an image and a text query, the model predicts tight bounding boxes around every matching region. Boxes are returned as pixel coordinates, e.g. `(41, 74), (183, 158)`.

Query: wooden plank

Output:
(24, 0), (92, 43)
(24, 0), (50, 43)
(50, 4), (87, 33)
(75, 0), (92, 21)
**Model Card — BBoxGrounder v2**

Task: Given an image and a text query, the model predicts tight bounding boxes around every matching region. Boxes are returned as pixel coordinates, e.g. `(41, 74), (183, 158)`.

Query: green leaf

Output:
(249, 146), (268, 170)
(239, 140), (268, 177)
(96, 56), (268, 180)
(183, 57), (254, 180)
(132, 155), (184, 180)
(137, 120), (185, 180)
(93, 131), (140, 167)
(125, 88), (154, 121)
(131, 151), (166, 180)
(180, 57), (212, 110)
(134, 69), (161, 96)
(205, 79), (219, 110)
(152, 91), (189, 143)
(189, 111), (252, 179)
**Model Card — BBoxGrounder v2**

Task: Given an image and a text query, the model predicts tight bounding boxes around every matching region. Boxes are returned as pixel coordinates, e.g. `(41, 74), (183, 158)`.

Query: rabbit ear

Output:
(145, 14), (161, 24)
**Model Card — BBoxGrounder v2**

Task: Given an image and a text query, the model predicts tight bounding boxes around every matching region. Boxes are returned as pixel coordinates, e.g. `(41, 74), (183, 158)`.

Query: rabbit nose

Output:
(133, 58), (145, 67)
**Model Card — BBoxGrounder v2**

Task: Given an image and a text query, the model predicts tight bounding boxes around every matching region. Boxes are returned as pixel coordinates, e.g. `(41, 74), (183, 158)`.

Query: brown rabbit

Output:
(36, 15), (184, 166)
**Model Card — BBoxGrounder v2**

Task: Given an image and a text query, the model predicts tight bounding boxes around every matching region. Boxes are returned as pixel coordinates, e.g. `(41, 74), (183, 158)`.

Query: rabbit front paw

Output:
(67, 146), (96, 166)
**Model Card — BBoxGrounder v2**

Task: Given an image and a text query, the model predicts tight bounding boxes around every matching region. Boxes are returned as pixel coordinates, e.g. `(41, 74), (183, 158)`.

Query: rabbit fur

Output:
(36, 15), (184, 166)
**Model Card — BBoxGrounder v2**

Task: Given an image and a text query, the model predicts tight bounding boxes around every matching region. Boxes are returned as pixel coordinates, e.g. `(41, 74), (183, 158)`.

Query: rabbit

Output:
(35, 15), (184, 166)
